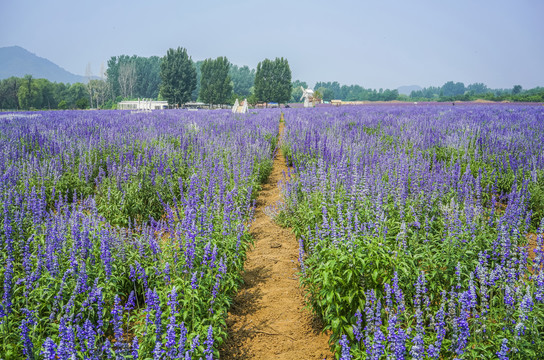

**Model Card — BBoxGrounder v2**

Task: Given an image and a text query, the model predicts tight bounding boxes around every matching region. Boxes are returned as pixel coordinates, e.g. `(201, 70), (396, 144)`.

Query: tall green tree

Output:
(317, 87), (334, 101)
(254, 59), (274, 103)
(160, 47), (197, 107)
(191, 60), (203, 101)
(467, 83), (489, 95)
(441, 81), (465, 97)
(67, 83), (88, 108)
(35, 79), (56, 109)
(254, 57), (292, 104)
(0, 77), (22, 110)
(315, 81), (342, 99)
(229, 65), (255, 97)
(18, 75), (41, 109)
(199, 57), (233, 106)
(106, 55), (162, 100)
(134, 56), (161, 98)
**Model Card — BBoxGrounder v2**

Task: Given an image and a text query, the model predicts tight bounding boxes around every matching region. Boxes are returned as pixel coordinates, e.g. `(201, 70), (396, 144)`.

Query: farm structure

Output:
(117, 99), (169, 110)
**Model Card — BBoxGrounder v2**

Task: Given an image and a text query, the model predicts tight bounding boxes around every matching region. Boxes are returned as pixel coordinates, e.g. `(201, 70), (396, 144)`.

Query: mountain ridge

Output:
(0, 46), (87, 84)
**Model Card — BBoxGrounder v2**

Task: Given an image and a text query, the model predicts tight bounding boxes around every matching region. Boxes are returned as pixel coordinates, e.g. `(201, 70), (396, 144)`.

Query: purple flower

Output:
(2, 256), (14, 315)
(369, 327), (386, 360)
(410, 333), (425, 360)
(353, 310), (363, 342)
(57, 317), (76, 360)
(20, 308), (36, 360)
(204, 325), (214, 360)
(178, 322), (188, 355)
(41, 338), (58, 360)
(81, 319), (97, 354)
(102, 338), (112, 359)
(111, 295), (124, 349)
(339, 335), (352, 360)
(153, 340), (163, 360)
(191, 272), (198, 290)
(190, 335), (200, 353)
(125, 291), (136, 313)
(131, 337), (139, 359)
(496, 338), (509, 360)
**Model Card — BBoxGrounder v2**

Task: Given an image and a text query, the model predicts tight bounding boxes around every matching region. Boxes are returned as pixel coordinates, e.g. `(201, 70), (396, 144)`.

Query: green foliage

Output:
(254, 57), (292, 104)
(0, 111), (280, 358)
(313, 81), (400, 102)
(0, 76), (22, 110)
(17, 75), (41, 110)
(441, 81), (466, 97)
(159, 47), (197, 107)
(57, 100), (67, 109)
(199, 56), (233, 105)
(278, 108), (544, 358)
(106, 55), (162, 100)
(75, 97), (89, 109)
(229, 64), (255, 97)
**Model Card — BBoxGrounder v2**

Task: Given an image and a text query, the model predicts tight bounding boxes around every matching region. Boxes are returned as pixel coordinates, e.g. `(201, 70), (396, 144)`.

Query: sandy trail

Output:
(220, 118), (332, 359)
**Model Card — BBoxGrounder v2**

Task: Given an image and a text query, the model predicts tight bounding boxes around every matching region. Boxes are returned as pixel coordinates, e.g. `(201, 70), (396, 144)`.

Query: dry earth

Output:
(220, 119), (333, 359)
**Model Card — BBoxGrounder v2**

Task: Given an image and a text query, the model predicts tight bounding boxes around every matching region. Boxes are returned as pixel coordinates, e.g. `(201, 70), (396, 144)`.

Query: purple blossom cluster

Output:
(0, 109), (279, 358)
(282, 105), (544, 358)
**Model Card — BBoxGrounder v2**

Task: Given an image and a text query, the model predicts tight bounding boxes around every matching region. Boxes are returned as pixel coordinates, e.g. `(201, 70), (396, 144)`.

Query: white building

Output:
(118, 99), (169, 110)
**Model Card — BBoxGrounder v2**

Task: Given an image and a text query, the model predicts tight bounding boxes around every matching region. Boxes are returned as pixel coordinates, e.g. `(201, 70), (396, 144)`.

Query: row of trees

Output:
(106, 55), (162, 100)
(158, 47), (292, 107)
(311, 81), (400, 102)
(0, 49), (277, 110)
(409, 81), (544, 102)
(0, 75), (101, 110)
(310, 80), (544, 103)
(4, 47), (543, 110)
(103, 51), (257, 106)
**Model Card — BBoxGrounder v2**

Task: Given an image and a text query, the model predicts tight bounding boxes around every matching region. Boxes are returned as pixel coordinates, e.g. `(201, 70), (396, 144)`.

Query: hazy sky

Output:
(1, 0), (543, 89)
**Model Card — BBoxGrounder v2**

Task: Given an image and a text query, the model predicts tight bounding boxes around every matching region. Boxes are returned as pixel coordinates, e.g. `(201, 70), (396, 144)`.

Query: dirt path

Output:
(220, 118), (332, 359)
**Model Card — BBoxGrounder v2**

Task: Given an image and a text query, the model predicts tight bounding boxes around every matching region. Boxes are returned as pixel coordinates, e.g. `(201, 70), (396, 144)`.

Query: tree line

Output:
(308, 81), (400, 102)
(0, 49), (264, 110)
(409, 81), (544, 102)
(0, 75), (101, 110)
(3, 46), (543, 110)
(308, 80), (544, 103)
(158, 47), (292, 107)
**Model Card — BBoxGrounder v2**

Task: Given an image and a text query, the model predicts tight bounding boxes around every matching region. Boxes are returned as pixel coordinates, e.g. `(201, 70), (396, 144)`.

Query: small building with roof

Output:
(118, 99), (169, 110)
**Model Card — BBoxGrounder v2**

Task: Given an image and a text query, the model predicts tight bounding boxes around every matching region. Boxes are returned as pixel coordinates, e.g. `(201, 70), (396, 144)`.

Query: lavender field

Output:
(2, 104), (544, 359)
(278, 104), (544, 359)
(0, 109), (279, 359)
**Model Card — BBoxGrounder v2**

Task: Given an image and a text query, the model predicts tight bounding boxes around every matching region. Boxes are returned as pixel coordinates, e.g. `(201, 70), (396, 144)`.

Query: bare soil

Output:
(528, 233), (543, 261)
(220, 119), (332, 359)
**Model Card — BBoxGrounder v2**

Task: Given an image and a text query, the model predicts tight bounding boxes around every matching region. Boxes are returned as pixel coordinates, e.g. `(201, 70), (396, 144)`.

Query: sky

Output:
(1, 0), (543, 90)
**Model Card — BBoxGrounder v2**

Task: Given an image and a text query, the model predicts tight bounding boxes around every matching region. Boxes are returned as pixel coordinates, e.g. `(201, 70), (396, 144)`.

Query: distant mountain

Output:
(397, 85), (422, 96)
(0, 46), (86, 84)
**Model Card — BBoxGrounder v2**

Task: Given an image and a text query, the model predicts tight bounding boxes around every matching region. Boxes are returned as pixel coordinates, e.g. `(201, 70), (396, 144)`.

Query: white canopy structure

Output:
(300, 86), (315, 108)
(118, 99), (168, 110)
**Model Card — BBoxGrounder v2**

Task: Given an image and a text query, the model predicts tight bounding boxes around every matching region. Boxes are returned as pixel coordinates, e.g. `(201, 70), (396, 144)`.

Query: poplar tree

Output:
(159, 47), (197, 107)
(199, 56), (233, 106)
(254, 57), (292, 105)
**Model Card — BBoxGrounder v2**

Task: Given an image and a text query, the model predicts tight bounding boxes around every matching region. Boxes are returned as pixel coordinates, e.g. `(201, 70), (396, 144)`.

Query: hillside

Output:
(0, 46), (86, 84)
